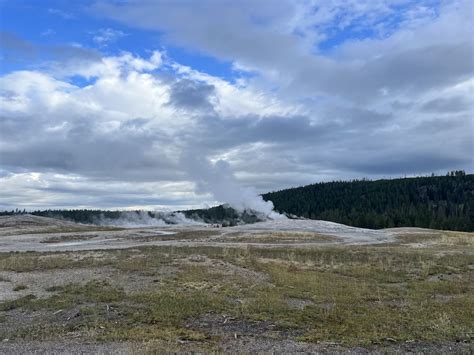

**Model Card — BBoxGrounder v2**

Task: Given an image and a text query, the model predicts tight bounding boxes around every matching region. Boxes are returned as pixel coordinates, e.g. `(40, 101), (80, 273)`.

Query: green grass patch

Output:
(0, 294), (37, 311)
(13, 284), (28, 291)
(127, 290), (227, 327)
(0, 252), (113, 272)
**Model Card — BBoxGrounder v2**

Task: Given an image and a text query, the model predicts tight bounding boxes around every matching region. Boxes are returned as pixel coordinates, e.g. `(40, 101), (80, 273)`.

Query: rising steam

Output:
(97, 211), (202, 227)
(182, 154), (286, 220)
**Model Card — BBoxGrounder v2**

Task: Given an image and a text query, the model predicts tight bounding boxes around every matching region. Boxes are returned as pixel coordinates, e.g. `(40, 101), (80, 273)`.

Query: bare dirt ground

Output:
(0, 215), (472, 354)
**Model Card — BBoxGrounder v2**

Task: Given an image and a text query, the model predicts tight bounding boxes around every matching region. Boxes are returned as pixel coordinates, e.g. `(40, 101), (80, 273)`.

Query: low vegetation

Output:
(0, 231), (473, 352)
(12, 284), (27, 291)
(0, 253), (111, 272)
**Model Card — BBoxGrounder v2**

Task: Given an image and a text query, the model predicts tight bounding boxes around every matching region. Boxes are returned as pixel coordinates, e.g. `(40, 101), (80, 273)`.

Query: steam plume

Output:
(182, 154), (285, 220)
(97, 211), (201, 227)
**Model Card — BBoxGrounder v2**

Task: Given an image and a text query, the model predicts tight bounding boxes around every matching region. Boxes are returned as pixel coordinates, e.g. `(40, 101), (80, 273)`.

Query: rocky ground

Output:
(0, 215), (472, 354)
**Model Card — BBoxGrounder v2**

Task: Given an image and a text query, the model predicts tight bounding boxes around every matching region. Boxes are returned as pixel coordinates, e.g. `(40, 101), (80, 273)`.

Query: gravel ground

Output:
(0, 339), (471, 354)
(0, 341), (136, 355)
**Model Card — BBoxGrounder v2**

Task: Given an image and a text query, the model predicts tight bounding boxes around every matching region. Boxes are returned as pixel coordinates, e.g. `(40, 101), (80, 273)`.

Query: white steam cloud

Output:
(182, 154), (286, 220)
(97, 211), (202, 227)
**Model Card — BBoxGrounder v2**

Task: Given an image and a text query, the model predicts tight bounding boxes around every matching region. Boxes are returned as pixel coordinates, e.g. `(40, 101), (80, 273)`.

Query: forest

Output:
(263, 171), (473, 231)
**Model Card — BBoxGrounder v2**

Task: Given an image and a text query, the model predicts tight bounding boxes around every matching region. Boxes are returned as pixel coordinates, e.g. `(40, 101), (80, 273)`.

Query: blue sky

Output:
(1, 0), (237, 80)
(2, 0), (442, 80)
(0, 0), (472, 210)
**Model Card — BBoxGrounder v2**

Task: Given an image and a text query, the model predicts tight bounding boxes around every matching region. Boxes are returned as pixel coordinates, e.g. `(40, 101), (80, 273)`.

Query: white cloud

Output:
(41, 29), (56, 36)
(92, 28), (127, 46)
(170, 61), (301, 118)
(48, 8), (74, 20)
(0, 172), (199, 210)
(0, 1), (472, 209)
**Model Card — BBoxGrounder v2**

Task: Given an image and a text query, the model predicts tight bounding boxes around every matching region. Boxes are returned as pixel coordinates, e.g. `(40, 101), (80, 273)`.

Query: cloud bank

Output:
(0, 0), (472, 210)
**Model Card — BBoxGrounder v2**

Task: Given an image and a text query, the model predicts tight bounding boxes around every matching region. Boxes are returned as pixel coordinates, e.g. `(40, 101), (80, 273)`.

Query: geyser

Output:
(182, 154), (286, 220)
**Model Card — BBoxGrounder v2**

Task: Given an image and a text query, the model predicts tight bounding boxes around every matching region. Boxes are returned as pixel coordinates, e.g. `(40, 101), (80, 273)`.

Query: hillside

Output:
(262, 172), (474, 232)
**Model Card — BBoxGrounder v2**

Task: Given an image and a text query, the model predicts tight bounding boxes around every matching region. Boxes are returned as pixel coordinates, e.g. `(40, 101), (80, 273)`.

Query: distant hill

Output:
(262, 172), (473, 232)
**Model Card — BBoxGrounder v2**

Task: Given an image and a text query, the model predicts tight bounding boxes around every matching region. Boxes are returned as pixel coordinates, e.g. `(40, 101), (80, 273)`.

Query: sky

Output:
(0, 0), (473, 211)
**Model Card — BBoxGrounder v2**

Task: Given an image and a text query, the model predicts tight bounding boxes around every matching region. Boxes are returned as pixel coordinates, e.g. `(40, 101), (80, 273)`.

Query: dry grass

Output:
(0, 231), (473, 348)
(0, 226), (124, 237)
(220, 231), (339, 244)
(40, 234), (99, 244)
(0, 252), (112, 272)
(395, 231), (474, 247)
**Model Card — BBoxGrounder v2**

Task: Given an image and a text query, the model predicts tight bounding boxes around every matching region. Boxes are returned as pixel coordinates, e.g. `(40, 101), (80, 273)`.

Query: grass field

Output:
(0, 229), (473, 353)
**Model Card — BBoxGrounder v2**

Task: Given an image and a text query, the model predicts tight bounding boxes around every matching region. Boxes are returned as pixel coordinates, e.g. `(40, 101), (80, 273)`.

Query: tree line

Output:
(262, 171), (473, 231)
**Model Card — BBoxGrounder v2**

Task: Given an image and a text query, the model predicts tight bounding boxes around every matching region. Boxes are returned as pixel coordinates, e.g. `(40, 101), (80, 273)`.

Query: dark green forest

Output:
(1, 172), (473, 231)
(262, 171), (473, 231)
(181, 205), (264, 226)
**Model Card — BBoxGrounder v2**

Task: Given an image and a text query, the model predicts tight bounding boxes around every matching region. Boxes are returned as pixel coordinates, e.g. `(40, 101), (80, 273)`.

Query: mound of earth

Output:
(0, 215), (79, 229)
(0, 214), (88, 236)
(229, 218), (394, 244)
